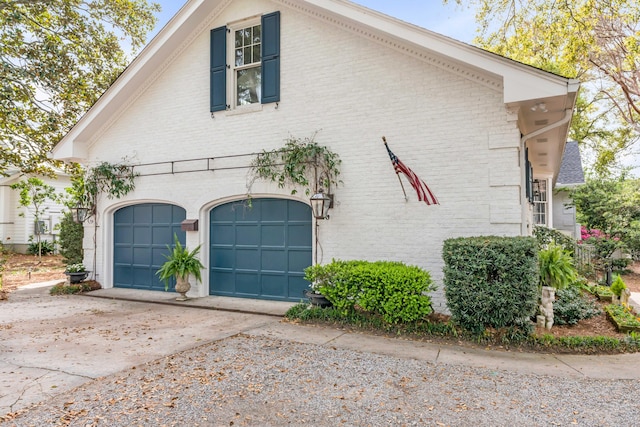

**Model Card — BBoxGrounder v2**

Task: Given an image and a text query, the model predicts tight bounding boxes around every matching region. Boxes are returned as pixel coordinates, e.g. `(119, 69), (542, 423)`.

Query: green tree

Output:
(10, 177), (59, 259)
(0, 0), (160, 176)
(445, 0), (640, 174)
(570, 175), (640, 235)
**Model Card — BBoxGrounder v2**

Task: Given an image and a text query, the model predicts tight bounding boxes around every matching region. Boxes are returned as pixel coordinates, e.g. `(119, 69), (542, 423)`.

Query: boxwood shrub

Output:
(304, 260), (435, 324)
(442, 236), (538, 334)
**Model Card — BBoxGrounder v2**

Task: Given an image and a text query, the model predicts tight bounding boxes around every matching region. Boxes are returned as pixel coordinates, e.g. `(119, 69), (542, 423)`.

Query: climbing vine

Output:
(68, 160), (138, 216)
(248, 133), (342, 196)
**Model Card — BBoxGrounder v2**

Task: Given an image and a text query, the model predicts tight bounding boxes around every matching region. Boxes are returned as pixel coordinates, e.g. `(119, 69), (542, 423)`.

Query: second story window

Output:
(234, 24), (261, 105)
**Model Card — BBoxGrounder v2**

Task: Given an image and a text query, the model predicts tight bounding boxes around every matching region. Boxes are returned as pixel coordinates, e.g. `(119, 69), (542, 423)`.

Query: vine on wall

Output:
(248, 133), (342, 197)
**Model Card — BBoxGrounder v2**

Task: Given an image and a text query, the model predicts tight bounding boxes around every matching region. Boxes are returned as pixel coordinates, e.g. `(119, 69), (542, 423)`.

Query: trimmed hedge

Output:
(442, 236), (539, 334)
(304, 260), (435, 324)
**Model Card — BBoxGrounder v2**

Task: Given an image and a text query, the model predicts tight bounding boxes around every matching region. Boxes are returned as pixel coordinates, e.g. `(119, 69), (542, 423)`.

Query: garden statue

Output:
(538, 286), (556, 330)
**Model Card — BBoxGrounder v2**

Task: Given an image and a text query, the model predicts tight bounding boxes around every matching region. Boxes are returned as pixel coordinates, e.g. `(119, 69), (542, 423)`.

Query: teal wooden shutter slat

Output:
(261, 11), (280, 104)
(210, 26), (227, 112)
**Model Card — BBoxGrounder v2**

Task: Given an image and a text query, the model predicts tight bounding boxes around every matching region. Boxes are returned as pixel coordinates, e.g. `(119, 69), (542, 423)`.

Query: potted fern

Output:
(156, 234), (204, 301)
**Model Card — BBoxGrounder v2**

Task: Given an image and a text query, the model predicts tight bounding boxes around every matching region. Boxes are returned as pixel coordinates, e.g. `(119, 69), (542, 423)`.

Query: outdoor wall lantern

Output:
(310, 190), (333, 220)
(70, 206), (92, 224)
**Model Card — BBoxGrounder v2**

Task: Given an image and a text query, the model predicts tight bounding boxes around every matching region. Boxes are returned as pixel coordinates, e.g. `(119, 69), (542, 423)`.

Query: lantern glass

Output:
(310, 191), (331, 219)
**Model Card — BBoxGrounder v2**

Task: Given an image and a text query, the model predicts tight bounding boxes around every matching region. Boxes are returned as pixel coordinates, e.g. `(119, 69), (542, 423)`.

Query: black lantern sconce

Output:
(310, 189), (334, 220)
(70, 205), (93, 224)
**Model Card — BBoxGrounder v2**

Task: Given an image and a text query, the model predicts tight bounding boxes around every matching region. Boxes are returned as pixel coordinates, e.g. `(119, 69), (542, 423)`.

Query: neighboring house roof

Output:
(556, 141), (585, 186)
(53, 0), (579, 180)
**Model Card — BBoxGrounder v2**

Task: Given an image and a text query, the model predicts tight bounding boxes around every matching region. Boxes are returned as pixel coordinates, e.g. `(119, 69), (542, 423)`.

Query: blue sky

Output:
(151, 1), (476, 43)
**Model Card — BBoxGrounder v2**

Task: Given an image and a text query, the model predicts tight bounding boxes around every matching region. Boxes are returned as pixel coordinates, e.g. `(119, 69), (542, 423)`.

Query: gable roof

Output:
(53, 0), (579, 178)
(556, 141), (585, 186)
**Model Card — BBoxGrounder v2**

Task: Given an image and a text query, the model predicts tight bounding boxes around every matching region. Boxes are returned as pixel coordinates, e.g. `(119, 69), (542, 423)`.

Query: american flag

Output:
(384, 141), (439, 205)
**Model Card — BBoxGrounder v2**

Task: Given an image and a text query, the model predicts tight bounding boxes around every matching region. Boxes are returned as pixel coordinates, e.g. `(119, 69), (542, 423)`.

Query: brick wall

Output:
(86, 0), (524, 311)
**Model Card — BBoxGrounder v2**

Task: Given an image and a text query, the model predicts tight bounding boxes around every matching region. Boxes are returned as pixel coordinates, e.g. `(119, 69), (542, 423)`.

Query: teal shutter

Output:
(210, 26), (227, 112)
(261, 11), (280, 104)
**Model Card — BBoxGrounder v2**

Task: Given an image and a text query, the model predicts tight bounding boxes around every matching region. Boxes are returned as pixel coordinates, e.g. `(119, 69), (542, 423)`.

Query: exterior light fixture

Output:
(70, 206), (92, 223)
(310, 189), (333, 220)
(530, 102), (548, 113)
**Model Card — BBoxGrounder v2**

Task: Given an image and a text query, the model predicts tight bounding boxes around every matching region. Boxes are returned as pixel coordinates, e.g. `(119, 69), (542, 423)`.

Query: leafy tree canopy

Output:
(445, 0), (640, 175)
(0, 0), (160, 177)
(569, 174), (640, 235)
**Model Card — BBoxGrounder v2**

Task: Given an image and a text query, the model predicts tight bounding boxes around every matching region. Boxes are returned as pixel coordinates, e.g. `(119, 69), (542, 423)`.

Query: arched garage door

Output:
(114, 203), (186, 291)
(210, 198), (312, 301)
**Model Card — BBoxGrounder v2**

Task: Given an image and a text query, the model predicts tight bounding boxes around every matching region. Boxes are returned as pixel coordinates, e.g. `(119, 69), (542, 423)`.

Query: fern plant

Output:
(538, 244), (578, 290)
(156, 234), (204, 291)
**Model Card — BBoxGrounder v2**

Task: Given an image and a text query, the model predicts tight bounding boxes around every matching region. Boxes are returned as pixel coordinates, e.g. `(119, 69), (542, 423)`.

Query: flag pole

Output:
(382, 136), (408, 201)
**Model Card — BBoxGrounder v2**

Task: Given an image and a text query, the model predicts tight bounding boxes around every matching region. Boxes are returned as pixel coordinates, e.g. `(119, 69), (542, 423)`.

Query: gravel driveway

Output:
(4, 333), (639, 426)
(2, 286), (640, 426)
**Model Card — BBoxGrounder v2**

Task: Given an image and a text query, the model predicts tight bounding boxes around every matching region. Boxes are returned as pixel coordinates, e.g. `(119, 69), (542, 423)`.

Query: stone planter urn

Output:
(174, 275), (191, 301)
(304, 290), (332, 308)
(65, 271), (89, 284)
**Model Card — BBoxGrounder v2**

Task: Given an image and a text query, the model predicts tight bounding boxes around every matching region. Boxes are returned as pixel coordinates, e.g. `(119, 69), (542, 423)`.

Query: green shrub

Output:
(58, 212), (84, 265)
(27, 238), (55, 256)
(304, 259), (435, 324)
(553, 286), (602, 325)
(50, 282), (97, 295)
(538, 244), (578, 289)
(610, 275), (627, 297)
(533, 225), (576, 254)
(442, 236), (538, 334)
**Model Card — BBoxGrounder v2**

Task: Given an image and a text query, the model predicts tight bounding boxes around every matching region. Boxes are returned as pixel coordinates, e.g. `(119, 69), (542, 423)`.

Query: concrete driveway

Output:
(0, 283), (284, 415)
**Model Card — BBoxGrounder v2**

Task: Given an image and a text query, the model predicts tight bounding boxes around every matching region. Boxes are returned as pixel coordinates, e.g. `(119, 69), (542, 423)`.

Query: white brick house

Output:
(0, 172), (71, 254)
(53, 0), (578, 310)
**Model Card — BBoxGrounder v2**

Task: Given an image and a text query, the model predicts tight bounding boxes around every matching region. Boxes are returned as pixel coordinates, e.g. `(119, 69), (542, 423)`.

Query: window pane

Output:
(244, 47), (251, 64)
(253, 25), (261, 43)
(252, 45), (261, 63)
(237, 66), (261, 105)
(235, 30), (243, 48)
(243, 27), (251, 46)
(235, 48), (243, 66)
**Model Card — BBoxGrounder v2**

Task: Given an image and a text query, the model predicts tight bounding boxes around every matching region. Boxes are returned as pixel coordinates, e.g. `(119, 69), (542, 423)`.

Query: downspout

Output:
(519, 108), (573, 235)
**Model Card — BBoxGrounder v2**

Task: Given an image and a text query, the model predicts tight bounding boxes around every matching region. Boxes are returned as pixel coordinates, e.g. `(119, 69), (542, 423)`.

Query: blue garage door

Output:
(210, 198), (312, 301)
(114, 203), (186, 291)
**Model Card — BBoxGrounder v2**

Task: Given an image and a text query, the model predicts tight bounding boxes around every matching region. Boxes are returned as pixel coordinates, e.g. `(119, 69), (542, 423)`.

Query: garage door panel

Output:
(236, 224), (259, 246)
(153, 227), (173, 245)
(133, 247), (152, 265)
(262, 199), (285, 221)
(236, 272), (259, 294)
(289, 249), (312, 271)
(212, 224), (234, 245)
(288, 224), (312, 247)
(134, 226), (152, 245)
(236, 204), (259, 221)
(152, 204), (173, 223)
(262, 249), (286, 272)
(152, 246), (169, 265)
(288, 201), (312, 221)
(261, 224), (285, 246)
(262, 273), (286, 297)
(236, 248), (259, 270)
(114, 246), (132, 263)
(114, 227), (133, 244)
(114, 203), (186, 291)
(212, 247), (234, 267)
(210, 198), (312, 301)
(211, 271), (235, 294)
(133, 205), (152, 223)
